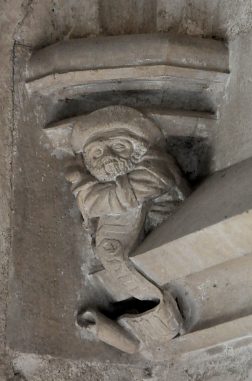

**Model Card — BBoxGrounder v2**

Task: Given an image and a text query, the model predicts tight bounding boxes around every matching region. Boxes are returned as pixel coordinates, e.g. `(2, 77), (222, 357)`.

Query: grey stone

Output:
(46, 106), (187, 351)
(133, 156), (252, 259)
(1, 0), (252, 379)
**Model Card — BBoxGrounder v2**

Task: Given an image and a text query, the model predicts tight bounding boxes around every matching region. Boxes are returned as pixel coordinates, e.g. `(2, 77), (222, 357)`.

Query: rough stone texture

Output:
(157, 0), (252, 39)
(26, 33), (228, 81)
(7, 46), (141, 364)
(170, 255), (252, 332)
(0, 1), (24, 379)
(13, 0), (252, 172)
(132, 158), (252, 332)
(134, 156), (252, 257)
(212, 31), (252, 171)
(9, 343), (252, 381)
(1, 0), (252, 380)
(99, 0), (157, 35)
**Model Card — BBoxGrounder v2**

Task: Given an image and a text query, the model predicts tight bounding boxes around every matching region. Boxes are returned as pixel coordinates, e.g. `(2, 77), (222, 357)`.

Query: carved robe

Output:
(72, 149), (189, 230)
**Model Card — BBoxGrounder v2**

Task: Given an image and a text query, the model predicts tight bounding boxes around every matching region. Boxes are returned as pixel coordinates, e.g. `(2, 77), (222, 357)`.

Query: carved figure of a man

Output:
(45, 106), (190, 352)
(66, 106), (189, 234)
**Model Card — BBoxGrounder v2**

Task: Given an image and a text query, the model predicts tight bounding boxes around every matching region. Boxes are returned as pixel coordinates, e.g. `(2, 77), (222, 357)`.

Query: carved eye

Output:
(92, 147), (104, 159)
(112, 143), (127, 152)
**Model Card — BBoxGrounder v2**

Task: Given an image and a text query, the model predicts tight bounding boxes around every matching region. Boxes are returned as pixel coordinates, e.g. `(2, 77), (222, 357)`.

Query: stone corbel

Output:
(26, 33), (230, 144)
(26, 33), (229, 98)
(26, 32), (231, 354)
(43, 106), (188, 352)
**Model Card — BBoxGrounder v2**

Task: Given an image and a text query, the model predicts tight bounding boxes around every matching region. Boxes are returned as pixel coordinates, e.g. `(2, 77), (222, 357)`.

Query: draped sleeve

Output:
(70, 149), (189, 220)
(128, 149), (189, 204)
(72, 174), (138, 218)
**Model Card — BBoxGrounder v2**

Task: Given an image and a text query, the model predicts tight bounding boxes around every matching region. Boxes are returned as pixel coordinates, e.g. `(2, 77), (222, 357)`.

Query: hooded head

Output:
(70, 106), (164, 182)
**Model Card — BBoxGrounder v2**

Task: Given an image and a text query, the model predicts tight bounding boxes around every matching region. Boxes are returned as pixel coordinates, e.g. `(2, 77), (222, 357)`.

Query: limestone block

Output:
(148, 109), (215, 139)
(165, 314), (252, 358)
(27, 33), (229, 81)
(99, 0), (157, 35)
(3, 0), (252, 374)
(132, 157), (252, 284)
(26, 64), (228, 99)
(25, 34), (229, 107)
(168, 254), (252, 331)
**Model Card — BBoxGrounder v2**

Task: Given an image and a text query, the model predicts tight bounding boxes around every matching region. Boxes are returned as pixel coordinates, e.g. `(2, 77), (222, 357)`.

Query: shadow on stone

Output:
(166, 136), (212, 183)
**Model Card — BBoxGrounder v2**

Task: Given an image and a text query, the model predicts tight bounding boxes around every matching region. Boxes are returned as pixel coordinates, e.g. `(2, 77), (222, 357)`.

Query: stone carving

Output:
(67, 106), (189, 232)
(45, 106), (190, 353)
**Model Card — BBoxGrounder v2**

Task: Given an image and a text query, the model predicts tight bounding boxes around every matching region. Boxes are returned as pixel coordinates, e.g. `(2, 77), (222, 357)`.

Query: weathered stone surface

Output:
(13, 0), (252, 172)
(47, 106), (187, 351)
(168, 254), (252, 331)
(25, 34), (229, 119)
(27, 33), (229, 81)
(15, 0), (100, 48)
(132, 157), (252, 283)
(78, 309), (140, 354)
(99, 0), (157, 35)
(148, 109), (215, 139)
(26, 64), (229, 103)
(157, 0), (252, 39)
(133, 210), (252, 285)
(0, 1), (24, 377)
(131, 157), (252, 335)
(7, 45), (130, 363)
(11, 337), (252, 381)
(164, 314), (252, 359)
(43, 109), (214, 159)
(212, 29), (252, 171)
(1, 0), (252, 379)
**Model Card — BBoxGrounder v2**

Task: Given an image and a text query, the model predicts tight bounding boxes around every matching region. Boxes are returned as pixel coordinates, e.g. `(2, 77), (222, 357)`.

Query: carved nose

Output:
(103, 146), (114, 156)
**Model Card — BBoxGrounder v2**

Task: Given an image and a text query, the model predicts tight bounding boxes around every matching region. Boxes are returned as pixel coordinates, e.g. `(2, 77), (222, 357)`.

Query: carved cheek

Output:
(91, 157), (99, 168)
(84, 146), (104, 166)
(120, 151), (132, 159)
(86, 153), (102, 169)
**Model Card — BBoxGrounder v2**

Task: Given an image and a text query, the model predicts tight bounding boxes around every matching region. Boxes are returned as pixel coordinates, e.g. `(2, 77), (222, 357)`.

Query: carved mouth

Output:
(96, 156), (128, 175)
(104, 161), (117, 174)
(105, 159), (125, 174)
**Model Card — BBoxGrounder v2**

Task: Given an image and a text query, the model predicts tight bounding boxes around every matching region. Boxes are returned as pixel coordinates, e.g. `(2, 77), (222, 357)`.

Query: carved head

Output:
(82, 131), (148, 182)
(71, 106), (164, 182)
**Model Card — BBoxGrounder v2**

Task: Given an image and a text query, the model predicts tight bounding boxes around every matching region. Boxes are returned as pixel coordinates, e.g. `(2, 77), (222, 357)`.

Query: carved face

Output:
(83, 133), (148, 182)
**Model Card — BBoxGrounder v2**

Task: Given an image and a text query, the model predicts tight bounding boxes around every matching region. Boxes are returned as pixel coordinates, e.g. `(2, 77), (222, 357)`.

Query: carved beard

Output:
(89, 155), (134, 182)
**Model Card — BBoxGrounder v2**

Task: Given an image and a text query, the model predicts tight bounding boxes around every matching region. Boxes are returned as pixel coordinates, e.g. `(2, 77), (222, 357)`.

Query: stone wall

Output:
(1, 1), (252, 380)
